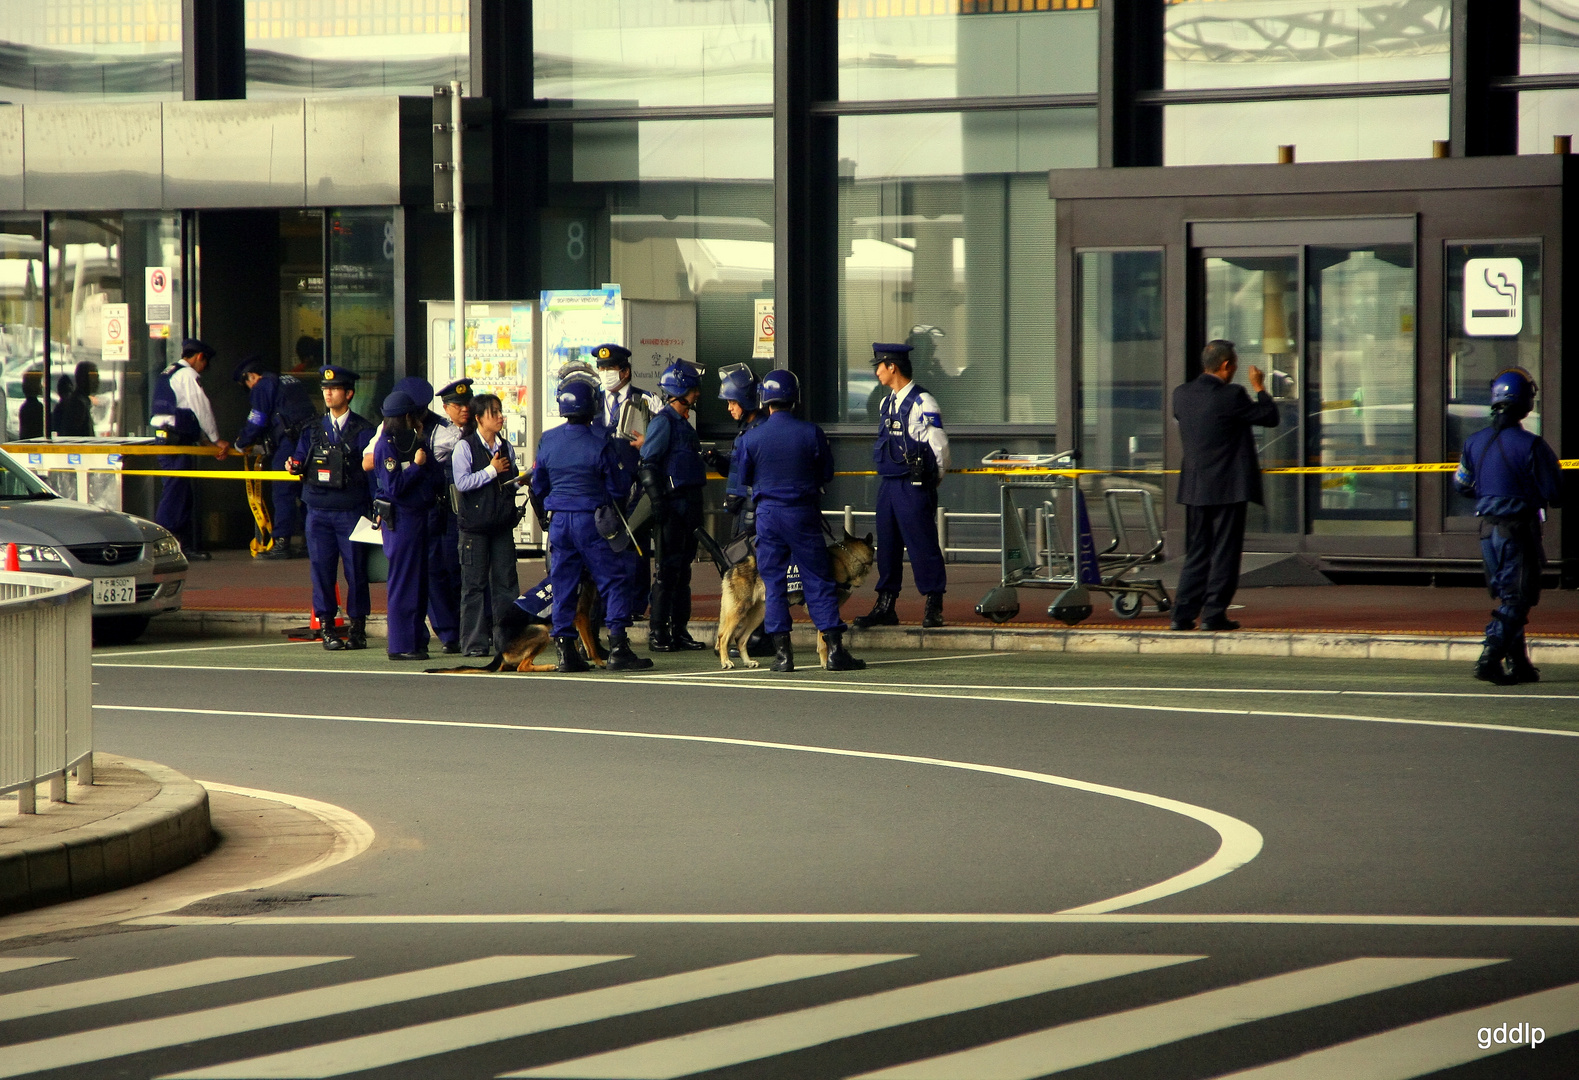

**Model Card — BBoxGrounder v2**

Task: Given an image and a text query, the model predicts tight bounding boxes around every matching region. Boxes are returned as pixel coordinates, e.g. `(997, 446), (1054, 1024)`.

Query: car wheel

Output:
(93, 614), (151, 646)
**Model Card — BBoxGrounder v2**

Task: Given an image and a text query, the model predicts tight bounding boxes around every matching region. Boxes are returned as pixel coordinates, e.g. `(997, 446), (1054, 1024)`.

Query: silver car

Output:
(0, 447), (188, 644)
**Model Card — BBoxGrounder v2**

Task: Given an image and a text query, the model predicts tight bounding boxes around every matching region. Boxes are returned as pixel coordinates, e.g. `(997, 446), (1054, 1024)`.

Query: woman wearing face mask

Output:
(373, 390), (437, 661)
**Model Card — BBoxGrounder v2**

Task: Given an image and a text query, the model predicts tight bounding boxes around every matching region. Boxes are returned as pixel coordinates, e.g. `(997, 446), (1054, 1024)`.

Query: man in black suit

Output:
(1171, 339), (1280, 631)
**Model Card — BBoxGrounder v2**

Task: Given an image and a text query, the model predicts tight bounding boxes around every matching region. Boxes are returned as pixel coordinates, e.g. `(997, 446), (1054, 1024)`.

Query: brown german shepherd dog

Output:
(426, 582), (603, 674)
(715, 531), (876, 671)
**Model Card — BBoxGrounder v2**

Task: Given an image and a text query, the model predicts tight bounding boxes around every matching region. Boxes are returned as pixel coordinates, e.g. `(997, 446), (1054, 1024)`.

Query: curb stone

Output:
(148, 609), (1579, 666)
(0, 756), (212, 915)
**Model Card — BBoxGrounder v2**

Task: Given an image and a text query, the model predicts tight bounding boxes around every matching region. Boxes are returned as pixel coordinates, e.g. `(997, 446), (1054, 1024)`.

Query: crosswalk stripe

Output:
(851, 957), (1503, 1079)
(163, 954), (911, 1079)
(0, 955), (620, 1079)
(505, 954), (1205, 1079)
(0, 957), (344, 1022)
(0, 958), (70, 976)
(1207, 979), (1579, 1079)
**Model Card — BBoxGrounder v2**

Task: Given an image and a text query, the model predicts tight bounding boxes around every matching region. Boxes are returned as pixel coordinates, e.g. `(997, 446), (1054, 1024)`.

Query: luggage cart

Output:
(974, 450), (1171, 626)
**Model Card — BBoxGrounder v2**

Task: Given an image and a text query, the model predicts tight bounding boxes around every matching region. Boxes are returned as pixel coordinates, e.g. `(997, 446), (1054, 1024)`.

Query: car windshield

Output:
(0, 449), (57, 500)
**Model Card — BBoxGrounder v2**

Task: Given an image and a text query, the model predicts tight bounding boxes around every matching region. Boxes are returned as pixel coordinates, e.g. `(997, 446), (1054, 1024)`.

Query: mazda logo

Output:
(102, 547), (117, 563)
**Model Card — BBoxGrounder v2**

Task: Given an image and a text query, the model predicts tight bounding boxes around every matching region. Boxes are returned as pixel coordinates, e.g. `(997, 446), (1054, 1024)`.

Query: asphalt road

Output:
(1, 639), (1575, 1079)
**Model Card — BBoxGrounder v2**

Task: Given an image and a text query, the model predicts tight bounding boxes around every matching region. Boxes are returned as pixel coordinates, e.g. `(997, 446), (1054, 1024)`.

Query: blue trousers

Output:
(384, 505), (431, 655)
(426, 504), (461, 646)
(874, 477), (946, 596)
(549, 511), (638, 638)
(756, 501), (845, 634)
(306, 507), (371, 620)
(154, 455), (193, 545)
(269, 444), (302, 541)
(1481, 517), (1545, 653)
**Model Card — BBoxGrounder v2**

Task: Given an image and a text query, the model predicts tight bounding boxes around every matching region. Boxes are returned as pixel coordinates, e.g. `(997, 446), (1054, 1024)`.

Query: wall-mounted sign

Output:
(100, 303), (129, 361)
(753, 298), (775, 359)
(145, 267), (173, 324)
(1463, 258), (1523, 337)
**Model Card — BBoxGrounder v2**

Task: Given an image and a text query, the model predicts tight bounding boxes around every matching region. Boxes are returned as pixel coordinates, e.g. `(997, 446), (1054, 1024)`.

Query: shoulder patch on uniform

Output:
(247, 409), (266, 425)
(384, 457), (396, 471)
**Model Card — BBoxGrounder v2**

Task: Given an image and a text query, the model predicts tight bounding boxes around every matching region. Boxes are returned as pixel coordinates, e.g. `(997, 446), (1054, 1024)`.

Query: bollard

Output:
(76, 753), (93, 787)
(50, 771), (66, 803)
(844, 504), (855, 536)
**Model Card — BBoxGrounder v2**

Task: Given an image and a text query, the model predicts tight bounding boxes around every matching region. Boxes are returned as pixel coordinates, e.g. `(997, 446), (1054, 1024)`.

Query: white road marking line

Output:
(0, 957), (71, 975)
(0, 957), (342, 1022)
(693, 679), (1579, 702)
(504, 954), (1203, 1080)
(127, 913), (1579, 927)
(851, 957), (1502, 1079)
(90, 669), (1579, 740)
(640, 654), (1000, 679)
(91, 707), (1263, 915)
(0, 956), (618, 1080)
(162, 954), (909, 1079)
(197, 782), (375, 892)
(1208, 979), (1579, 1079)
(100, 641), (318, 658)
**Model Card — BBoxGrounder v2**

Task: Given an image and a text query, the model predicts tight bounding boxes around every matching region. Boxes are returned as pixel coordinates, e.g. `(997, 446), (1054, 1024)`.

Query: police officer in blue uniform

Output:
(1453, 367), (1562, 684)
(530, 371), (653, 673)
(426, 378), (474, 654)
(286, 366), (377, 650)
(739, 370), (865, 673)
(373, 389), (440, 661)
(854, 342), (951, 630)
(705, 364), (766, 538)
(232, 353), (316, 559)
(640, 359), (709, 652)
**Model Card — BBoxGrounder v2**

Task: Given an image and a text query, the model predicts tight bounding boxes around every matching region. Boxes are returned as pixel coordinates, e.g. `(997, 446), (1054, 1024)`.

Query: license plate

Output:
(93, 577), (137, 605)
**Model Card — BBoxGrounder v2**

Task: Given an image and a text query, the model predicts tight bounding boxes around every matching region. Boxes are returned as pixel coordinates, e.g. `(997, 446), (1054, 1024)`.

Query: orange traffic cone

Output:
(3, 543), (18, 572)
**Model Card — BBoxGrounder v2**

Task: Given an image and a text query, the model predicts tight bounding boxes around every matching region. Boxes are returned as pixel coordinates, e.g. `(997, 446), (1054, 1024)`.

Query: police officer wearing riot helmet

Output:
(1454, 367), (1562, 684)
(640, 359), (709, 652)
(452, 392), (523, 656)
(286, 366), (377, 650)
(232, 353), (316, 559)
(530, 371), (653, 673)
(706, 364), (766, 537)
(151, 338), (230, 558)
(373, 389), (440, 661)
(739, 370), (865, 672)
(854, 342), (951, 630)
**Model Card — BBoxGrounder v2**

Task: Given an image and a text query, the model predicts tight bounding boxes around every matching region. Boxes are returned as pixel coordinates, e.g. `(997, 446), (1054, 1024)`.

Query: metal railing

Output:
(0, 571), (94, 814)
(824, 505), (1002, 560)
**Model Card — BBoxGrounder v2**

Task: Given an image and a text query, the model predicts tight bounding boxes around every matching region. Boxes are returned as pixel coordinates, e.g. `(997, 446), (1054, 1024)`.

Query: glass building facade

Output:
(0, 0), (1571, 570)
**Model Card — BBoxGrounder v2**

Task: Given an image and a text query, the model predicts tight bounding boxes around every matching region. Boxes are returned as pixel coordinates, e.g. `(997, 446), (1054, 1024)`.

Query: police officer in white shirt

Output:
(150, 338), (229, 559)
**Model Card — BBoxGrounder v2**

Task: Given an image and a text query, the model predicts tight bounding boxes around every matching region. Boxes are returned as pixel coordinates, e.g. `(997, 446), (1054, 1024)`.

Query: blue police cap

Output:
(395, 376), (435, 407)
(182, 337), (216, 358)
(231, 352), (267, 384)
(591, 343), (632, 367)
(438, 378), (474, 403)
(381, 389), (418, 417)
(319, 365), (359, 387)
(871, 342), (913, 367)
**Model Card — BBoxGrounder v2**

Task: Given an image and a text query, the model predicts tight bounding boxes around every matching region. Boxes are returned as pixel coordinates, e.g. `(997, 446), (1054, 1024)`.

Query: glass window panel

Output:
(542, 119), (773, 434)
(0, 0), (180, 104)
(246, 0), (467, 98)
(0, 216), (43, 442)
(328, 208), (396, 421)
(280, 210), (326, 377)
(533, 0), (772, 108)
(1165, 0), (1450, 90)
(1202, 254), (1302, 534)
(1305, 245), (1416, 535)
(1165, 96), (1448, 165)
(838, 111), (1094, 428)
(1445, 242), (1542, 518)
(1522, 0), (1579, 75)
(1518, 89), (1579, 153)
(1078, 250), (1164, 505)
(838, 3), (1098, 102)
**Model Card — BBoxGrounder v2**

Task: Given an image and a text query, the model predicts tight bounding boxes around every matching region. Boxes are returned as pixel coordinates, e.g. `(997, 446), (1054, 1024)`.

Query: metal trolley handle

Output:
(980, 449), (1079, 469)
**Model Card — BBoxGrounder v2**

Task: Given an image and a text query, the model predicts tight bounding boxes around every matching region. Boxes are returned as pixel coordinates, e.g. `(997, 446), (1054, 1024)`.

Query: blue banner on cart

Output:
(1074, 487), (1101, 587)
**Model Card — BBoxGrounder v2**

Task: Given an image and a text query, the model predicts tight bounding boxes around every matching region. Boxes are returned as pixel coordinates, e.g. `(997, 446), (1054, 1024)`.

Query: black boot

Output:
(922, 592), (945, 629)
(1507, 639), (1540, 684)
(822, 627), (866, 671)
(853, 590), (900, 629)
(345, 617), (368, 651)
(555, 636), (590, 673)
(648, 583), (674, 651)
(771, 633), (795, 672)
(319, 616), (346, 651)
(607, 631), (653, 672)
(671, 626), (707, 651)
(745, 628), (775, 657)
(1474, 644), (1514, 685)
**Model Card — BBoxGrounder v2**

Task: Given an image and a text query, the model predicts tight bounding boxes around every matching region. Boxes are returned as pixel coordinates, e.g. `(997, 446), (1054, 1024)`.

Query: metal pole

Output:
(843, 505), (854, 536)
(936, 505), (947, 560)
(451, 80), (465, 385)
